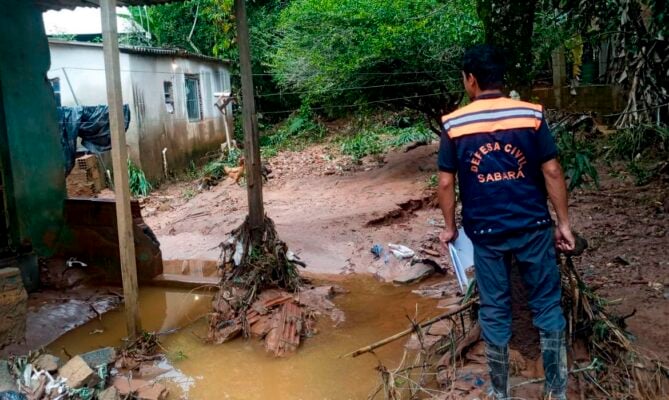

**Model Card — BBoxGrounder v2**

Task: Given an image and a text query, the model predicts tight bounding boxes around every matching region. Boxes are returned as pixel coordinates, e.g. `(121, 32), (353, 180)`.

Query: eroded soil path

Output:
(145, 144), (440, 277)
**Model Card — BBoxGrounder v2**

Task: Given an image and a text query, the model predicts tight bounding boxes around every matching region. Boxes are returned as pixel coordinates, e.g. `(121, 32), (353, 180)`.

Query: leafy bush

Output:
(259, 105), (325, 156)
(340, 130), (384, 160)
(606, 124), (669, 160)
(127, 159), (152, 197)
(387, 125), (434, 148)
(555, 128), (599, 191)
(604, 124), (669, 186)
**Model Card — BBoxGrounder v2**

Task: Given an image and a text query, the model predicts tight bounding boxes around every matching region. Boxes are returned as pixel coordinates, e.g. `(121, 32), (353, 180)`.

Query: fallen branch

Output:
(344, 300), (475, 358)
(510, 359), (600, 388)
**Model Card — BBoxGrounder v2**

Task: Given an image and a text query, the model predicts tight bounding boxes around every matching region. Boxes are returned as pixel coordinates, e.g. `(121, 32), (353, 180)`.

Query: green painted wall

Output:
(0, 1), (66, 255)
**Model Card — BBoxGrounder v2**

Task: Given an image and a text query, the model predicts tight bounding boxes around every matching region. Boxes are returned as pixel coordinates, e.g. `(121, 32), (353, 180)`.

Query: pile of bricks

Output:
(66, 155), (105, 197)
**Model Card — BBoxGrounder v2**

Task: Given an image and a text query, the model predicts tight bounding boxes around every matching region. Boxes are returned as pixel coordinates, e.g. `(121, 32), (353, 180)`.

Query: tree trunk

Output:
(476, 0), (538, 99)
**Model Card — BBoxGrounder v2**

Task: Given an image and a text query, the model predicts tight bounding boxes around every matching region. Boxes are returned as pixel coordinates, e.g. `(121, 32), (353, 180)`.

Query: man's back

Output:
(438, 93), (558, 241)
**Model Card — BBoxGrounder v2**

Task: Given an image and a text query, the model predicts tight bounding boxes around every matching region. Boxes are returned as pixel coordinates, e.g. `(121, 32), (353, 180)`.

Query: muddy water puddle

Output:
(50, 277), (439, 399)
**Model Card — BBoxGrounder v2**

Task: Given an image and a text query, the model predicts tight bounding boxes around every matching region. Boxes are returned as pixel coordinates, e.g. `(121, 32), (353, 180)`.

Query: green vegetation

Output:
(127, 159), (152, 197)
(270, 0), (481, 128)
(606, 124), (669, 185)
(259, 106), (326, 156)
(181, 187), (196, 200)
(340, 130), (384, 161)
(554, 128), (599, 191)
(387, 125), (433, 148)
(199, 147), (243, 181)
(426, 174), (439, 189)
(169, 350), (189, 362)
(340, 121), (435, 161)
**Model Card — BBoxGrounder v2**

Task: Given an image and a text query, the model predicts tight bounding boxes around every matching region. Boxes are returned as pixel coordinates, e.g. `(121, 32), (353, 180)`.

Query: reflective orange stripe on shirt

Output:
(441, 97), (543, 139)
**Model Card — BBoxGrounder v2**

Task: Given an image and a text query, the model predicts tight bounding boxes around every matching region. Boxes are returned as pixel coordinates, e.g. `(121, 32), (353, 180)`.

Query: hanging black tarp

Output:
(58, 105), (131, 173)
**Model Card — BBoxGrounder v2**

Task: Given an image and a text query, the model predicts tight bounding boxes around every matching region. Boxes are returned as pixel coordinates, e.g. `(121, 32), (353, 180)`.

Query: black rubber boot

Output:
(540, 330), (568, 400)
(485, 343), (509, 400)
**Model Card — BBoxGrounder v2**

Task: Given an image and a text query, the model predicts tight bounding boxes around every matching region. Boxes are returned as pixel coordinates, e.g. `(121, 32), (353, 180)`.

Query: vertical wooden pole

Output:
(235, 0), (265, 238)
(100, 0), (141, 338)
(223, 107), (232, 151)
(551, 47), (567, 109)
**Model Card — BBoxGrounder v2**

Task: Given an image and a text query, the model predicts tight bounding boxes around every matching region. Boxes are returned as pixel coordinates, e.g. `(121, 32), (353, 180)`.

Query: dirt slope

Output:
(145, 144), (439, 275)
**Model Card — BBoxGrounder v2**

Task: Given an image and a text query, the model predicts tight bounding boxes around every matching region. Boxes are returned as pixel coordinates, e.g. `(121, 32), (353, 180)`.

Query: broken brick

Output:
(112, 376), (168, 400)
(59, 356), (99, 389)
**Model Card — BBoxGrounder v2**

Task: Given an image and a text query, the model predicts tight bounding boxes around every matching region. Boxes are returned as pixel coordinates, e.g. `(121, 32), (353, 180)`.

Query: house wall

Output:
(0, 1), (66, 256)
(128, 54), (231, 180)
(48, 42), (139, 161)
(48, 42), (232, 181)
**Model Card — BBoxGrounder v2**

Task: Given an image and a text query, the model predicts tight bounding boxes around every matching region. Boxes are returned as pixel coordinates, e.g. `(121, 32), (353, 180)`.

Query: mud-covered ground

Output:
(144, 142), (669, 362)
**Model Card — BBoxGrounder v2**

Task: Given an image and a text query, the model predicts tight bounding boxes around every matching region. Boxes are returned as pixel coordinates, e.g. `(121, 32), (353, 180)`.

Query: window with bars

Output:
(184, 74), (202, 121)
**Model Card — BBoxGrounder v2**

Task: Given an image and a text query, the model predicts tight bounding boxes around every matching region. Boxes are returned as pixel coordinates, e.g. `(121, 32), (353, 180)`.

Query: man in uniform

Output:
(437, 44), (576, 399)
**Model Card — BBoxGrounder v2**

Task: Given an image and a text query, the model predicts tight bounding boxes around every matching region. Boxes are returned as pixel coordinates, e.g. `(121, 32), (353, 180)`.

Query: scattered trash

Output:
(370, 244), (383, 259)
(388, 243), (415, 259)
(0, 392), (26, 400)
(65, 258), (88, 269)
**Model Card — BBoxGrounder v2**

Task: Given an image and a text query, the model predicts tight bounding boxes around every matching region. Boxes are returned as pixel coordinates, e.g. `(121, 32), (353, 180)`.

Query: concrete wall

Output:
(533, 85), (624, 118)
(48, 41), (232, 181)
(0, 1), (66, 255)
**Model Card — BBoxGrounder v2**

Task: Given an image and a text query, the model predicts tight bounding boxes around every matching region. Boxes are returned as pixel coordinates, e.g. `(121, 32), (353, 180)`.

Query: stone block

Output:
(58, 356), (99, 389)
(80, 347), (116, 368)
(393, 263), (434, 285)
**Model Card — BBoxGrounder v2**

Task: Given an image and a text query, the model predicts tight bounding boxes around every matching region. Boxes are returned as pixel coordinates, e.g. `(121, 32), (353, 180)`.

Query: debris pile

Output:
(208, 216), (344, 356)
(356, 240), (669, 399)
(1, 333), (177, 400)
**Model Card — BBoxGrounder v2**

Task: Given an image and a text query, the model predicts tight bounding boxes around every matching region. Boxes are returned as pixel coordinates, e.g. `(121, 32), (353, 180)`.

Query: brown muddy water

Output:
(49, 277), (439, 399)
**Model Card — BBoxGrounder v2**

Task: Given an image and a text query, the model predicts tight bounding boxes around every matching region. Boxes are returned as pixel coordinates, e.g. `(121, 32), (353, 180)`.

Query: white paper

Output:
(448, 227), (474, 291)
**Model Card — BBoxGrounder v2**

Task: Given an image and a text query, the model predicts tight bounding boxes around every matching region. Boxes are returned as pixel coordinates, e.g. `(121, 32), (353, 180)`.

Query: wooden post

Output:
(551, 47), (567, 109)
(100, 0), (141, 338)
(223, 107), (232, 151)
(235, 0), (265, 238)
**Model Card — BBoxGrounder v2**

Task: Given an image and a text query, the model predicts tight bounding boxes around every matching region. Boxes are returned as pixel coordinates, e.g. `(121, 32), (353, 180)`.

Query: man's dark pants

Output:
(472, 227), (566, 346)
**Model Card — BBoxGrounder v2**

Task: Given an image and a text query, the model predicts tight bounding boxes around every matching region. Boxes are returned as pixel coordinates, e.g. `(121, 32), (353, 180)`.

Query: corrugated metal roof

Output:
(37, 0), (183, 12)
(49, 39), (231, 65)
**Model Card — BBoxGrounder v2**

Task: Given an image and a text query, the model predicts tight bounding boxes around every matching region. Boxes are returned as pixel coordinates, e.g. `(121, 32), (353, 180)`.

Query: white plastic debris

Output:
(233, 239), (245, 266)
(388, 244), (415, 259)
(66, 257), (87, 269)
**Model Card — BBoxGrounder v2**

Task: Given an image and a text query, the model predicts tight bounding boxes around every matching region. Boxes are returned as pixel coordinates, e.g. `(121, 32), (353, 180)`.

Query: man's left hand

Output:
(555, 223), (576, 252)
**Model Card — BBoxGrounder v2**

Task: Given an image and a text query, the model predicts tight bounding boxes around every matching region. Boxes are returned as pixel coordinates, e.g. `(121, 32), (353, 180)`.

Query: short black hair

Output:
(462, 45), (506, 91)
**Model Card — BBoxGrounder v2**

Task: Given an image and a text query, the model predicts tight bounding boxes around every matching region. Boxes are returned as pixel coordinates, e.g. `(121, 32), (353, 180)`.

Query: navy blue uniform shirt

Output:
(438, 93), (558, 242)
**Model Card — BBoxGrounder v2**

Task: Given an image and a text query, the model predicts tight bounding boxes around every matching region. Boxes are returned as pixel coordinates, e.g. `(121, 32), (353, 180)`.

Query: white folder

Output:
(448, 227), (474, 292)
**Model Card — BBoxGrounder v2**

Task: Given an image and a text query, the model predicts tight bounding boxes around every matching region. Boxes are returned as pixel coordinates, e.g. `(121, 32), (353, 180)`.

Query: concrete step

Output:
(162, 259), (219, 277)
(152, 273), (220, 289)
